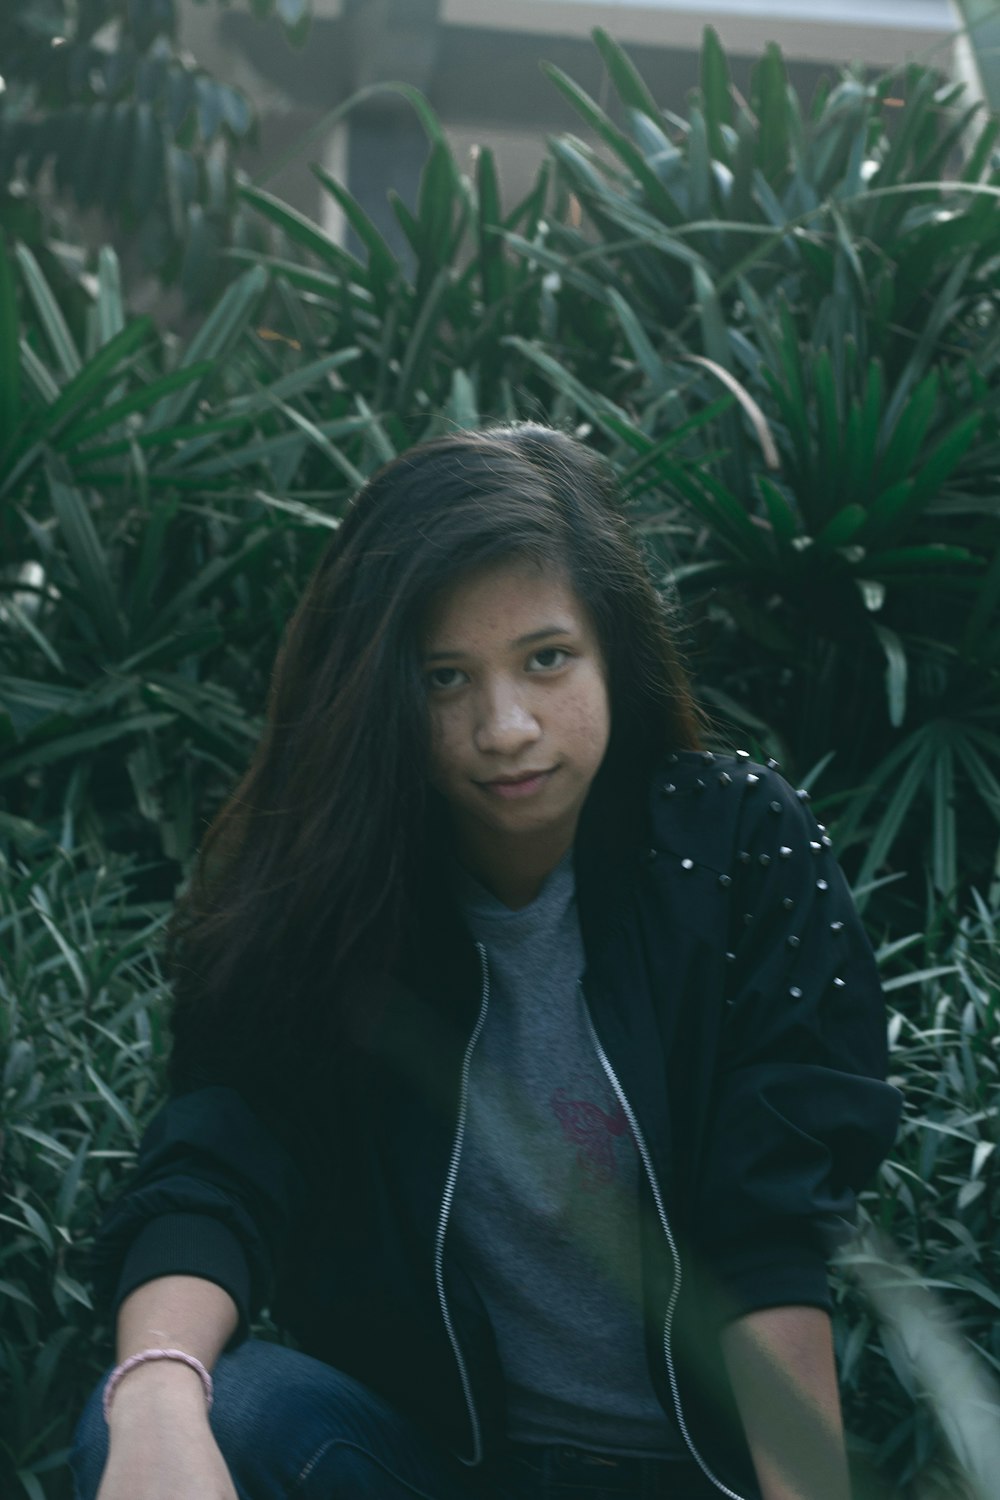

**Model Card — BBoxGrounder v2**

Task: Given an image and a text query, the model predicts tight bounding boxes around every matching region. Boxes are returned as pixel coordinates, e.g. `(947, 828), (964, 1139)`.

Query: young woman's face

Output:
(421, 558), (611, 885)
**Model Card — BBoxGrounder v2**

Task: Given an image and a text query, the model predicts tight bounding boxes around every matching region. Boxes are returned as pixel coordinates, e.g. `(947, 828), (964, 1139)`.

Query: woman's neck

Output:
(452, 824), (575, 910)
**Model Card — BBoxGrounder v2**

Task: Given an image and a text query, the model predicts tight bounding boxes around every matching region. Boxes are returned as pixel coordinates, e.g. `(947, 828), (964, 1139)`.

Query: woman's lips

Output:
(479, 768), (556, 800)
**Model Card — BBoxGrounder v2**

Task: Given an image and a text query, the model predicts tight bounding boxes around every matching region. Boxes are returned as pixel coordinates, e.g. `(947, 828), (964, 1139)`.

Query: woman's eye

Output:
(427, 667), (465, 691)
(528, 647), (569, 671)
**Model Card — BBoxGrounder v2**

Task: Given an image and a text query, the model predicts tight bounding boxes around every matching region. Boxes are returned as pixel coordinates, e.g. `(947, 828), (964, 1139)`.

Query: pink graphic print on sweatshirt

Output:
(550, 1088), (630, 1191)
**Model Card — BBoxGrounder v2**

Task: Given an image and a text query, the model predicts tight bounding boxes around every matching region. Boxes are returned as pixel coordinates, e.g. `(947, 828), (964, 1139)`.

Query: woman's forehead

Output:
(421, 559), (586, 646)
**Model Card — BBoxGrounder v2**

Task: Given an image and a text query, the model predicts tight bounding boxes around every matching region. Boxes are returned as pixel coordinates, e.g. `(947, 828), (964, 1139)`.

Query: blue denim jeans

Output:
(71, 1339), (724, 1500)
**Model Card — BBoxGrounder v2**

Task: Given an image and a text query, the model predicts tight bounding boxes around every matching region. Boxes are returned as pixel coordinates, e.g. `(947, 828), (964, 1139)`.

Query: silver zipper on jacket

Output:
(433, 941), (490, 1468)
(581, 986), (748, 1500)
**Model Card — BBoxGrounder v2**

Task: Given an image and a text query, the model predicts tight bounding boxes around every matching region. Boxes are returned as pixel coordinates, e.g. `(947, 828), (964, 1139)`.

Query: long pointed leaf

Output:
(866, 415), (982, 543)
(619, 397), (735, 486)
(931, 740), (956, 895)
(169, 414), (370, 478)
(503, 335), (640, 449)
(79, 412), (254, 466)
(758, 477), (800, 542)
(149, 266), (268, 431)
(816, 504), (867, 548)
(0, 713), (174, 782)
(878, 371), (939, 491)
(962, 547), (1000, 654)
(310, 163), (401, 296)
(396, 267), (451, 415)
(56, 362), (214, 450)
(251, 489), (342, 530)
(151, 529), (273, 631)
(19, 338), (62, 405)
(226, 348), (361, 413)
(415, 143), (461, 292)
(94, 246), (126, 347)
(269, 398), (367, 490)
(1, 318), (155, 498)
(0, 230), (21, 457)
(680, 353), (780, 470)
(954, 733), (1000, 827)
(592, 29), (662, 123)
(0, 595), (65, 675)
(46, 460), (127, 657)
(701, 26), (734, 161)
(226, 250), (375, 311)
(543, 64), (683, 227)
(15, 244), (81, 380)
(475, 146), (506, 311)
(607, 288), (667, 389)
(856, 733), (936, 893)
(882, 255), (973, 433)
(873, 623), (908, 729)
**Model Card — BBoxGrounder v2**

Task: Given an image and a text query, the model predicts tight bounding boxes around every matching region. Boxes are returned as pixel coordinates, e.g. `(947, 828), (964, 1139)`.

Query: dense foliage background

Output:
(1, 10), (999, 1498)
(0, 0), (312, 303)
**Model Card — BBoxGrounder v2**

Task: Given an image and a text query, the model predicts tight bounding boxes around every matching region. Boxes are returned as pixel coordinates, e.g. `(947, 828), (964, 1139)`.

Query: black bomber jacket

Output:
(90, 753), (902, 1498)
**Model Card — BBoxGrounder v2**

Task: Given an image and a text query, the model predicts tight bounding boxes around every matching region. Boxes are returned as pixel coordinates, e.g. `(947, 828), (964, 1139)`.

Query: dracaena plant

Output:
(0, 235), (373, 872)
(0, 0), (312, 304)
(0, 106), (606, 873)
(234, 81), (605, 445)
(521, 26), (1000, 914)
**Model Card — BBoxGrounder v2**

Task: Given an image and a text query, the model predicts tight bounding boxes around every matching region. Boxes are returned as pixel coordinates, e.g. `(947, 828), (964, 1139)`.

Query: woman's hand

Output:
(96, 1361), (239, 1500)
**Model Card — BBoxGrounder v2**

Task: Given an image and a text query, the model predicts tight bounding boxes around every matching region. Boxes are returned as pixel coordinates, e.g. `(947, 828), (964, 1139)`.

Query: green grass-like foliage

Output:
(0, 828), (170, 1500)
(835, 904), (1000, 1497)
(1, 829), (997, 1497)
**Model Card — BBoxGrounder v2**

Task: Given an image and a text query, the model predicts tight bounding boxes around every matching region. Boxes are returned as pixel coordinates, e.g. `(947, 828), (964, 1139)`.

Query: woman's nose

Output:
(475, 683), (541, 755)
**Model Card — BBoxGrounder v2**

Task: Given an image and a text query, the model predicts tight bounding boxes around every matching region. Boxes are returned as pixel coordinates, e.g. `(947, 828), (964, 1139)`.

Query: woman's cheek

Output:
(427, 706), (462, 789)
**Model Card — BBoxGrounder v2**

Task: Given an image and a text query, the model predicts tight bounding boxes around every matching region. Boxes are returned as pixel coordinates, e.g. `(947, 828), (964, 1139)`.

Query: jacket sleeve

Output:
(88, 1084), (309, 1340)
(694, 768), (902, 1321)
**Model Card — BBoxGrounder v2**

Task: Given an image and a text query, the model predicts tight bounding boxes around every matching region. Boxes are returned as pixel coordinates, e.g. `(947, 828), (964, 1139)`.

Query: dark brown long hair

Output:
(166, 424), (704, 1095)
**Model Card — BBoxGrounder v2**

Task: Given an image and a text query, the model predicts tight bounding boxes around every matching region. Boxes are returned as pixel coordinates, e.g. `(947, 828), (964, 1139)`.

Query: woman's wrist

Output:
(105, 1357), (213, 1427)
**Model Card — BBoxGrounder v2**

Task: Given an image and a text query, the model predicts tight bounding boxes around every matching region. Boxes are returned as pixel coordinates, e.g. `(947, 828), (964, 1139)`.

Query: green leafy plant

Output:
(0, 92), (605, 875)
(235, 83), (579, 446)
(0, 235), (366, 871)
(0, 0), (312, 302)
(834, 895), (1000, 1497)
(4, 22), (1000, 1498)
(0, 826), (170, 1499)
(522, 28), (1000, 912)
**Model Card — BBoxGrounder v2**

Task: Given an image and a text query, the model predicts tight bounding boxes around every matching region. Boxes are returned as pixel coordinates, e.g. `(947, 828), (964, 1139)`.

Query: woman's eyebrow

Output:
(511, 624), (574, 648)
(423, 625), (573, 663)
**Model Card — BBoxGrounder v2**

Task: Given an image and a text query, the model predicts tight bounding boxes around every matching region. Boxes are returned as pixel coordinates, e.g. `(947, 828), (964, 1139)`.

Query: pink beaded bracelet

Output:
(102, 1348), (214, 1423)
